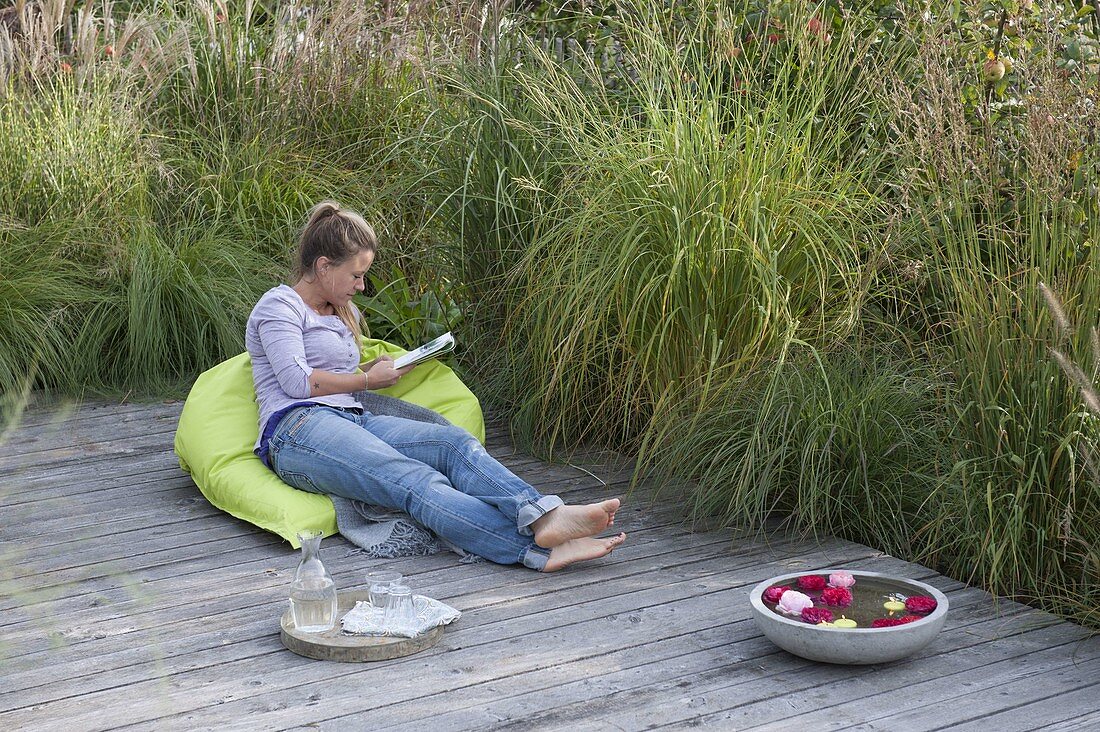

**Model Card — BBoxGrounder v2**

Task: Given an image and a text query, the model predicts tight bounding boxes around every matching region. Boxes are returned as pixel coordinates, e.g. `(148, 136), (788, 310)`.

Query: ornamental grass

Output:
(0, 0), (1097, 628)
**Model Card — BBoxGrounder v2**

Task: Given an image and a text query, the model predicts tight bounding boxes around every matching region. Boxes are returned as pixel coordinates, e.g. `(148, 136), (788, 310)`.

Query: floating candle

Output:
(883, 599), (906, 612)
(833, 617), (857, 628)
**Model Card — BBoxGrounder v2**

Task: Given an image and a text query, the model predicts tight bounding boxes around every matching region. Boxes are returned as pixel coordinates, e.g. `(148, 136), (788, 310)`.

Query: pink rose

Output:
(777, 590), (814, 616)
(828, 571), (855, 589)
(763, 585), (791, 604)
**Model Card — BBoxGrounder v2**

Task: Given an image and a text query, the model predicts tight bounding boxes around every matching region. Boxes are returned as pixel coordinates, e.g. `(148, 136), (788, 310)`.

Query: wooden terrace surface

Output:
(1, 399), (1098, 731)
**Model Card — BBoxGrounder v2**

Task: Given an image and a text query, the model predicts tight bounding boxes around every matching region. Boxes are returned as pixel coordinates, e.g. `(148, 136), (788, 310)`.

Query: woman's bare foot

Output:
(543, 533), (626, 572)
(532, 498), (621, 549)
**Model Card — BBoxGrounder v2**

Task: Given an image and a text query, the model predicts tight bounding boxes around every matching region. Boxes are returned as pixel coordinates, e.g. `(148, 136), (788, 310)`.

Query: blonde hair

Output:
(296, 201), (377, 355)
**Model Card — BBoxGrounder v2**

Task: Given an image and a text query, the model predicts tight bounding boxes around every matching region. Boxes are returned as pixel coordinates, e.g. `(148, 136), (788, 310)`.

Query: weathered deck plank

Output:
(636, 617), (1090, 730)
(1, 521), (727, 685)
(1, 528), (734, 703)
(326, 569), (976, 732)
(1, 399), (1097, 731)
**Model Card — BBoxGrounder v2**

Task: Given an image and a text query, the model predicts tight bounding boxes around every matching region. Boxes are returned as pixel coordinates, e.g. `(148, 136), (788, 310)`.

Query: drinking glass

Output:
(382, 584), (417, 636)
(365, 570), (403, 610)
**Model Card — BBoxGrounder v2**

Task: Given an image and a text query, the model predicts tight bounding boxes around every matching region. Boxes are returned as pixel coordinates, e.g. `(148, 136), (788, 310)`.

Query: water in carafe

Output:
(290, 530), (338, 633)
(291, 577), (337, 632)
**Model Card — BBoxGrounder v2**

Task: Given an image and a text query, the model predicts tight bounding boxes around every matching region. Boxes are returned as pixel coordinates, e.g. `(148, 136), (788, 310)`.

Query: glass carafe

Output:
(289, 530), (338, 633)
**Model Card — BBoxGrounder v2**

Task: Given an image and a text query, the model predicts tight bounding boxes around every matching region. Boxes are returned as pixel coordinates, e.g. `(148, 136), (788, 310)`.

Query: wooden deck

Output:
(1, 399), (1097, 731)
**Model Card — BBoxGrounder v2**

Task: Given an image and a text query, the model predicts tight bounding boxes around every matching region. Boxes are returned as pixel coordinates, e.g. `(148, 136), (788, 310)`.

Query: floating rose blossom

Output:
(776, 590), (814, 616)
(800, 607), (834, 625)
(828, 571), (855, 589)
(763, 585), (790, 604)
(905, 596), (938, 614)
(820, 587), (853, 607)
(871, 617), (908, 628)
(797, 575), (826, 591)
(872, 615), (919, 628)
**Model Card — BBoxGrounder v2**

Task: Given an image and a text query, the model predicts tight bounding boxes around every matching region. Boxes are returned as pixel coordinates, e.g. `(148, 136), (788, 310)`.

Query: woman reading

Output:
(247, 201), (626, 571)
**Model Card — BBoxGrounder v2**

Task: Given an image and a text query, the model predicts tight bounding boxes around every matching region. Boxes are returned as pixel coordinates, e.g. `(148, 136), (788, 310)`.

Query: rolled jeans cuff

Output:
(521, 544), (551, 571)
(516, 495), (564, 535)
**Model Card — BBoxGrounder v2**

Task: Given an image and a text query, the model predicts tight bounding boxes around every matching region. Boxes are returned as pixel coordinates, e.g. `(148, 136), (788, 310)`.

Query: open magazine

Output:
(393, 332), (456, 369)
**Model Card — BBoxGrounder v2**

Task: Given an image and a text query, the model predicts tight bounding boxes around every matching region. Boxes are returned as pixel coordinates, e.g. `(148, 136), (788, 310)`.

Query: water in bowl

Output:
(764, 574), (936, 627)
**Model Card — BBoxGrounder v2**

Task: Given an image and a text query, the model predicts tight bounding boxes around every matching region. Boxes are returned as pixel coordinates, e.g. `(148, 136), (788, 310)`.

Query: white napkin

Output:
(340, 595), (461, 638)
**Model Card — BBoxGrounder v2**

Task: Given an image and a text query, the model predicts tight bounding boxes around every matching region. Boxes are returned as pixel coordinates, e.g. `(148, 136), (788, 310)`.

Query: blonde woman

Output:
(246, 201), (626, 571)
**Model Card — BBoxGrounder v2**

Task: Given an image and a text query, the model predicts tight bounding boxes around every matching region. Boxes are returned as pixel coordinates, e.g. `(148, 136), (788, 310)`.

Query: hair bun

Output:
(306, 200), (342, 225)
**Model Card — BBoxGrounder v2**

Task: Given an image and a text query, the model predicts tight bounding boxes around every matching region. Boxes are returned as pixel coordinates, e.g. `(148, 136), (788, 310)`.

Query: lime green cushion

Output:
(174, 339), (484, 548)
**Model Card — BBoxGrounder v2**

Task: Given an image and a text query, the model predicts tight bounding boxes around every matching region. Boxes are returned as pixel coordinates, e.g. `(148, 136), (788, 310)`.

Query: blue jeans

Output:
(268, 405), (560, 570)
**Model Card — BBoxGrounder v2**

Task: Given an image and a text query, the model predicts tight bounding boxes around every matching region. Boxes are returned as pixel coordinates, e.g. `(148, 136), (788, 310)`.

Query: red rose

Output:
(872, 615), (920, 628)
(871, 617), (907, 628)
(797, 575), (826, 591)
(763, 585), (791, 603)
(820, 587), (853, 607)
(905, 596), (938, 614)
(801, 607), (834, 625)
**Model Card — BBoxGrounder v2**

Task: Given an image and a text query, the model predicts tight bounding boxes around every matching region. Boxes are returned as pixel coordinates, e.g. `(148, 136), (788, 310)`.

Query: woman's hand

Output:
(361, 355), (413, 390)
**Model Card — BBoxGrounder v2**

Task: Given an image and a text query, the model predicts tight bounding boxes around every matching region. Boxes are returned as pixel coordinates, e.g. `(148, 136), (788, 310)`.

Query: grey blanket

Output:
(333, 391), (464, 559)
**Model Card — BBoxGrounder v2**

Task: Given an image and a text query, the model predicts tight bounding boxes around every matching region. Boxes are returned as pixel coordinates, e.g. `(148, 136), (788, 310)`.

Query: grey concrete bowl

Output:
(749, 570), (949, 665)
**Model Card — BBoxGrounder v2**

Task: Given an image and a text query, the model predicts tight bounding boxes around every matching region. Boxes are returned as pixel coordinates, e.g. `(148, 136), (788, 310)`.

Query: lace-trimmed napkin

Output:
(340, 595), (461, 638)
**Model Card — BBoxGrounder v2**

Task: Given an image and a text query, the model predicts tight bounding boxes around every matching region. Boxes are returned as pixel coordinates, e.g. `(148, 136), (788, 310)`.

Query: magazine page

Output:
(393, 332), (455, 369)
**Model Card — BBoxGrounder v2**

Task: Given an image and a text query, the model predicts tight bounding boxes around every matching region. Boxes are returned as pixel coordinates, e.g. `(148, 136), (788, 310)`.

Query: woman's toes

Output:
(544, 533), (627, 572)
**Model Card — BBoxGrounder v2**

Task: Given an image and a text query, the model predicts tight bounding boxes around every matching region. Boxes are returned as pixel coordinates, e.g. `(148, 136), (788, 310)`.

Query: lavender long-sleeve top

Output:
(245, 285), (363, 450)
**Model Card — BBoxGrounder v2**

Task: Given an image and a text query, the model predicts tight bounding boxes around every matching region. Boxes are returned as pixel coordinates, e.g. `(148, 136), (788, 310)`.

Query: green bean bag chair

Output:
(174, 339), (484, 548)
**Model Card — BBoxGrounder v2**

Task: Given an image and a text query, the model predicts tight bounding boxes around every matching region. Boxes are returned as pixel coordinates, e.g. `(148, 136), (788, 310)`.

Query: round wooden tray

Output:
(280, 590), (443, 662)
